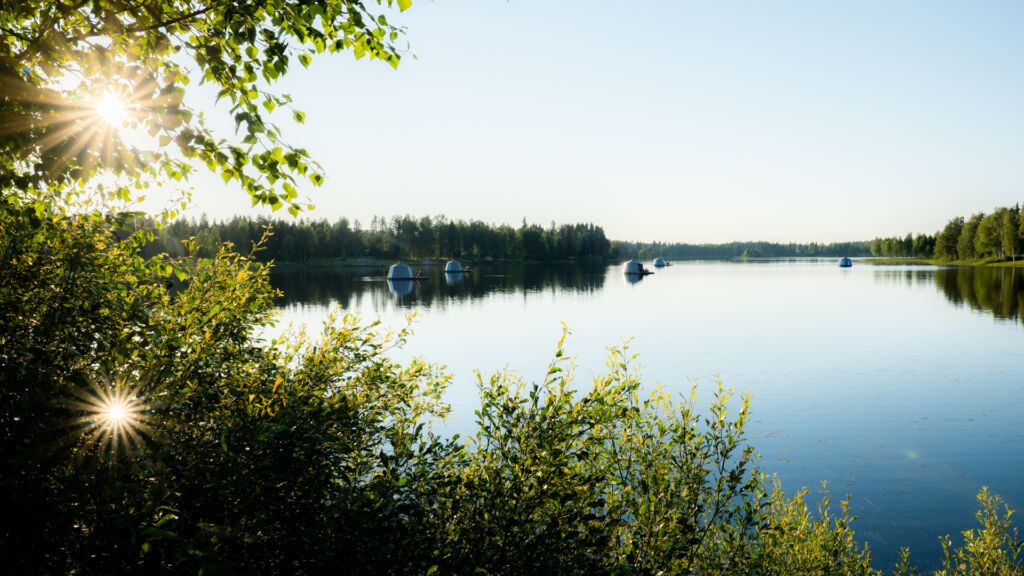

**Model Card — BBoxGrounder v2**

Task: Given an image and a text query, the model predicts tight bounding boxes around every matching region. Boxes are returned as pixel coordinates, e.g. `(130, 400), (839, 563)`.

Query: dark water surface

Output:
(269, 259), (1024, 570)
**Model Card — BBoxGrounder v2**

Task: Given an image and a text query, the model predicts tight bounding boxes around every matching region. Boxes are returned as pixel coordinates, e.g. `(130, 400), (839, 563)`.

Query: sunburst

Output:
(71, 378), (150, 456)
(0, 70), (176, 187)
(94, 92), (129, 129)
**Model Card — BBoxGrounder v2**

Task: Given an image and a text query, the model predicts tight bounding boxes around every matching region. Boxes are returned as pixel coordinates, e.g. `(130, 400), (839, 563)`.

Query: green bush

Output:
(0, 192), (459, 573)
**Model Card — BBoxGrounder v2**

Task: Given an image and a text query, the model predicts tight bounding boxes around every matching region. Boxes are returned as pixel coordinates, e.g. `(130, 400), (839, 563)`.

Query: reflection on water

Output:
(387, 278), (416, 297)
(935, 267), (1024, 322)
(276, 262), (1024, 324)
(872, 266), (1024, 323)
(271, 262), (608, 310)
(270, 260), (1024, 570)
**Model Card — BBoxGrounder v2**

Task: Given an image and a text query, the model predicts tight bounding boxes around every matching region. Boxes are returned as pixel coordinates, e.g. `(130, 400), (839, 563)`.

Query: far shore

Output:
(861, 256), (1024, 267)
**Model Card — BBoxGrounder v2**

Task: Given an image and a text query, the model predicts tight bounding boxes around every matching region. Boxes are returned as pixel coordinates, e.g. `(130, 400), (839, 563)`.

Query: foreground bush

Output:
(1, 194), (1022, 575)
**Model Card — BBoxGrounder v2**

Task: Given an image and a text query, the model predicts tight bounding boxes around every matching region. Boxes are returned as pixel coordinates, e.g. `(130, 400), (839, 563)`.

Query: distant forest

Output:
(137, 215), (614, 262)
(871, 203), (1024, 261)
(617, 240), (871, 260)
(138, 214), (877, 263)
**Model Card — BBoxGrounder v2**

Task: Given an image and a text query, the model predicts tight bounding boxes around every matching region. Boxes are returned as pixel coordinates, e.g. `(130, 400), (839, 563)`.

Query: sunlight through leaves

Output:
(72, 378), (150, 456)
(94, 92), (128, 129)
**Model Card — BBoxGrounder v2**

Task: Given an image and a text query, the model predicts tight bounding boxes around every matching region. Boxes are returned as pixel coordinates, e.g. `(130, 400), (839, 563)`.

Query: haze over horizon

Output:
(141, 0), (1024, 244)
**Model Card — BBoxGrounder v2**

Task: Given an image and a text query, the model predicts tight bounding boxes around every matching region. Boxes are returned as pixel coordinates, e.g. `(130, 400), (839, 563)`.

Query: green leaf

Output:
(293, 110), (305, 124)
(298, 53), (312, 68)
(398, 0), (412, 12)
(143, 527), (178, 540)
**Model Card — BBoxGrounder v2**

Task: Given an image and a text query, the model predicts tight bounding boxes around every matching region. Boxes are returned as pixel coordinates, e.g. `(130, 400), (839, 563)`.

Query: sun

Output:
(94, 92), (128, 128)
(71, 379), (149, 455)
(102, 401), (129, 426)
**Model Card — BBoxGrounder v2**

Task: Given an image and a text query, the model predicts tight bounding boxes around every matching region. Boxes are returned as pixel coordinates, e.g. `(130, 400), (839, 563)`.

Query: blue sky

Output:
(147, 0), (1024, 243)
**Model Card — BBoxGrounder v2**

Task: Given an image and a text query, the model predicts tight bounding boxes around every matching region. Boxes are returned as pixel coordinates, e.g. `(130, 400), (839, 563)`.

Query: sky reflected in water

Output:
(270, 260), (1024, 570)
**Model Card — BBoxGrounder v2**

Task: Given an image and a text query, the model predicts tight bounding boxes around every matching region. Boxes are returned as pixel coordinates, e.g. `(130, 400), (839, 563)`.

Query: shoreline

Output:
(862, 257), (1024, 267)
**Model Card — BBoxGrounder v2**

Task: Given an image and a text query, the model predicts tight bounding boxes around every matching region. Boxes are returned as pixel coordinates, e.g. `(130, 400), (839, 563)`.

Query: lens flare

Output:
(102, 399), (129, 425)
(94, 92), (128, 128)
(72, 379), (149, 455)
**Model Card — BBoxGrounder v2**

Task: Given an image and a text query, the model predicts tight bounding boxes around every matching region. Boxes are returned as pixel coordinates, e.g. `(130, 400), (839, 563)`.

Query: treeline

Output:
(138, 214), (614, 262)
(141, 215), (875, 264)
(617, 240), (872, 260)
(871, 204), (1024, 261)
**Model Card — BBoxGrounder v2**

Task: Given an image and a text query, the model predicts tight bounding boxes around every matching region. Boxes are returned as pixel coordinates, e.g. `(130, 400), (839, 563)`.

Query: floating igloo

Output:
(387, 261), (414, 280)
(444, 259), (463, 274)
(653, 257), (667, 268)
(623, 259), (644, 275)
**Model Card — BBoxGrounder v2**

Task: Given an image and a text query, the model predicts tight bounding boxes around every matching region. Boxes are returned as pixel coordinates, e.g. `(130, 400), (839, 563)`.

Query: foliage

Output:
(1, 0), (412, 213)
(1003, 207), (1021, 262)
(871, 232), (936, 258)
(975, 211), (1004, 260)
(134, 213), (615, 262)
(741, 481), (874, 575)
(935, 217), (964, 260)
(430, 342), (767, 575)
(0, 191), (457, 573)
(935, 489), (1022, 576)
(958, 214), (984, 262)
(620, 239), (872, 261)
(873, 202), (1024, 263)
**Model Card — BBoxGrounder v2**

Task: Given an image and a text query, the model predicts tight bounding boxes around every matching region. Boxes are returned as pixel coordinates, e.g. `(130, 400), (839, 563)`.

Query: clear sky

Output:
(144, 0), (1024, 243)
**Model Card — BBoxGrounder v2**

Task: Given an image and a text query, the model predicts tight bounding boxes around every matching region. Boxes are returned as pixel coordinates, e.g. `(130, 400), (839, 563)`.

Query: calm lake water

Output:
(269, 259), (1024, 570)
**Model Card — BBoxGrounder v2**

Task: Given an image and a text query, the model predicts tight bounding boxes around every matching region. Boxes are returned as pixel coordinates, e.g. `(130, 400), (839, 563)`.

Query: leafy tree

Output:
(958, 213), (984, 261)
(975, 211), (1004, 259)
(1, 0), (413, 214)
(935, 217), (965, 260)
(911, 233), (935, 258)
(1019, 203), (1024, 245)
(903, 233), (914, 257)
(1003, 206), (1020, 262)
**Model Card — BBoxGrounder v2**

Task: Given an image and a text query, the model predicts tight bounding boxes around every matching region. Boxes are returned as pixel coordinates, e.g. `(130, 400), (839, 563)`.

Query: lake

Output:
(269, 259), (1024, 570)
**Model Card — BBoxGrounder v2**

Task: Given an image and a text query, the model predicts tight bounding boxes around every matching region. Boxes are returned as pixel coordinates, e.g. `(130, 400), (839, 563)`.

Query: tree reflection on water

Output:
(934, 267), (1024, 322)
(873, 266), (1024, 323)
(269, 262), (608, 310)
